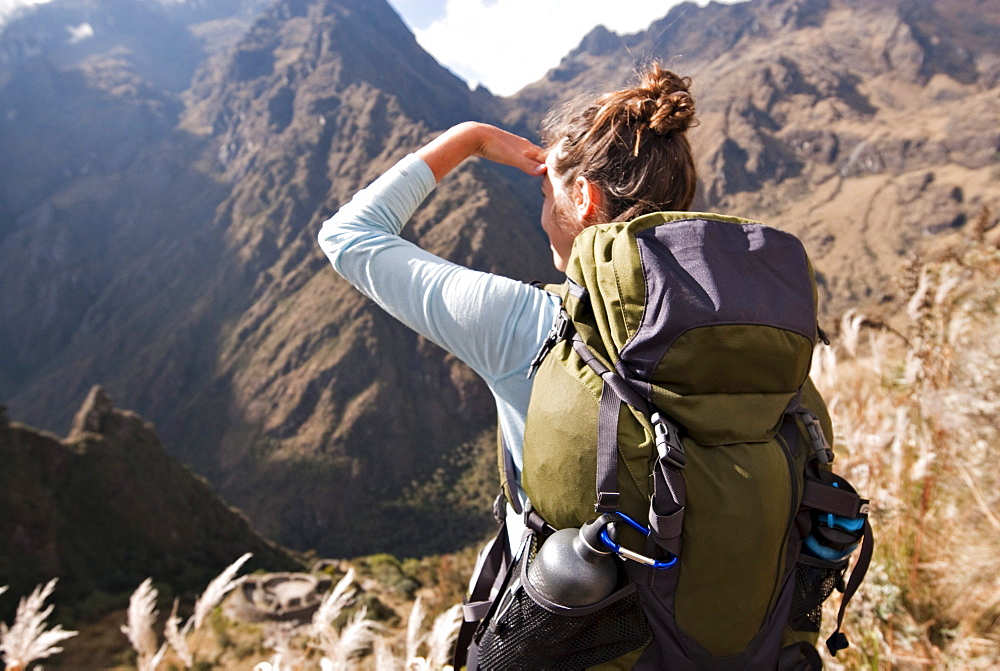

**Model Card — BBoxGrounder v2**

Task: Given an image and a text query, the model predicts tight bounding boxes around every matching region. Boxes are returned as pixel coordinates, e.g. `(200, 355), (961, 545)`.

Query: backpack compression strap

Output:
(571, 334), (687, 556)
(794, 415), (874, 657)
(826, 516), (873, 655)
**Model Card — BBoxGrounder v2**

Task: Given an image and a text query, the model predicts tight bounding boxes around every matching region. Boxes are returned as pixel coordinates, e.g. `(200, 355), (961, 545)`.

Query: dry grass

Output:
(6, 239), (1000, 671)
(101, 558), (465, 670)
(0, 579), (78, 671)
(817, 235), (1000, 669)
(109, 554), (254, 670)
(120, 578), (166, 671)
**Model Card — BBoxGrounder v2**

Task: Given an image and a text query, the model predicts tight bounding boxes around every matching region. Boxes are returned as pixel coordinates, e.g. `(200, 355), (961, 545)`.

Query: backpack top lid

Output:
(562, 211), (819, 446)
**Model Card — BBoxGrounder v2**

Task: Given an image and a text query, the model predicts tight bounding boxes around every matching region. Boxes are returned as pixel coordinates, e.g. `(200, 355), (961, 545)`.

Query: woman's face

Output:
(540, 155), (581, 272)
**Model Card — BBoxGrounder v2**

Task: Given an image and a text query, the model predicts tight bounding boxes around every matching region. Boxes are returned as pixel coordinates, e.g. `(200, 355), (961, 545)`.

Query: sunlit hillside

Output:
(2, 0), (998, 668)
(5, 221), (998, 669)
(3, 0), (997, 559)
(815, 216), (1000, 669)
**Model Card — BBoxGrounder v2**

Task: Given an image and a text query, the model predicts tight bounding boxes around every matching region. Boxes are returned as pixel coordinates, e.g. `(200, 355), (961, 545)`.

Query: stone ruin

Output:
(225, 572), (334, 623)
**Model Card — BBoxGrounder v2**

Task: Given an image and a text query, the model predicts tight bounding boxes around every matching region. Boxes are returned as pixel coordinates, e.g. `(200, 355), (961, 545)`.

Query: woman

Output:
(320, 65), (702, 668)
(317, 64), (697, 530)
(319, 61), (846, 670)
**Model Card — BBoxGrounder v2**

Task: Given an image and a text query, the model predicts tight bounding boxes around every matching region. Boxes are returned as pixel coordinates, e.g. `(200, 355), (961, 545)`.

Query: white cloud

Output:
(411, 0), (710, 96)
(67, 21), (93, 43)
(0, 0), (51, 23)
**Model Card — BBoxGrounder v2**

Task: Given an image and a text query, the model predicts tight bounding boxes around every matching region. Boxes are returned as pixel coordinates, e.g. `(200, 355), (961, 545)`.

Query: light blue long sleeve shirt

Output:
(317, 154), (561, 508)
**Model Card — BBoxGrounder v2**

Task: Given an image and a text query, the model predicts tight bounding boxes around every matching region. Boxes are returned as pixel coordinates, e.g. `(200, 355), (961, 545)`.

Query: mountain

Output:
(169, 0), (554, 555)
(1, 0), (998, 558)
(0, 388), (302, 624)
(0, 0), (553, 557)
(506, 0), (1000, 316)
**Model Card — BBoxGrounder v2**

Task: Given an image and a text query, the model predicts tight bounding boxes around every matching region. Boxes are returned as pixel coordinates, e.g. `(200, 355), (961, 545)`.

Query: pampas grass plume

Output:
(311, 568), (356, 638)
(164, 599), (192, 667)
(426, 604), (462, 670)
(405, 595), (426, 663)
(840, 309), (864, 358)
(0, 579), (77, 671)
(191, 552), (252, 632)
(121, 578), (166, 671)
(323, 607), (385, 669)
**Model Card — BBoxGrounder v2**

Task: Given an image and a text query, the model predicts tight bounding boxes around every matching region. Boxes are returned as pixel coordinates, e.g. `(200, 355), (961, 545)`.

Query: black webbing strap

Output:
(596, 389), (621, 511)
(570, 335), (688, 547)
(565, 277), (588, 299)
(787, 405), (874, 658)
(571, 337), (650, 409)
(647, 421), (686, 555)
(827, 516), (874, 655)
(801, 478), (867, 519)
(644, 411), (687, 554)
(452, 518), (511, 669)
(786, 397), (835, 465)
(524, 506), (557, 537)
(571, 337), (651, 513)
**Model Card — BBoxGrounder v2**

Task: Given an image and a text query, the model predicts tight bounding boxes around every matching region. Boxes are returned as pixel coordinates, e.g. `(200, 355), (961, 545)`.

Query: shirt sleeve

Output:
(317, 154), (559, 385)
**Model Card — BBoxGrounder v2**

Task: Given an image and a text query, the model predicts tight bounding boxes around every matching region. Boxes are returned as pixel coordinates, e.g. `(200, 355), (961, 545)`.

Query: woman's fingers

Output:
(477, 125), (545, 175)
(416, 122), (545, 182)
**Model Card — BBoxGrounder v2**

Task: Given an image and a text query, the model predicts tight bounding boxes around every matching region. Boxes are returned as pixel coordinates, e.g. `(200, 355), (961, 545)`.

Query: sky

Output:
(0, 0), (49, 17)
(388, 0), (718, 96)
(0, 0), (740, 97)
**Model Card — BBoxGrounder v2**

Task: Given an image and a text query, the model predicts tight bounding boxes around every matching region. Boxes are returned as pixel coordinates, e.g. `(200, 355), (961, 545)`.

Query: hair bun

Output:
(635, 65), (696, 134)
(541, 61), (699, 218)
(649, 90), (696, 134)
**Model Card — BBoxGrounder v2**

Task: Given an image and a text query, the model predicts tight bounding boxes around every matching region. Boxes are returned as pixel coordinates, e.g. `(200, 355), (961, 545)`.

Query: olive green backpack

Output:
(465, 212), (872, 670)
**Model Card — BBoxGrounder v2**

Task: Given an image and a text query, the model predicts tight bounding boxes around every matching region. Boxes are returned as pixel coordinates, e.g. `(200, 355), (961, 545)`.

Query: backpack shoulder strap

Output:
(452, 504), (512, 669)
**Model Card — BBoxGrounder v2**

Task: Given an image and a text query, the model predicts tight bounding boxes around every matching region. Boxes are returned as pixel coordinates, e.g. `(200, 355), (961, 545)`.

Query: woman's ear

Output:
(574, 176), (604, 222)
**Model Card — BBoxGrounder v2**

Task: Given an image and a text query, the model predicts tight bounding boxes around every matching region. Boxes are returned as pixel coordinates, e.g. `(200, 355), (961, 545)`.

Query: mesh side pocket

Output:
(788, 554), (847, 633)
(476, 535), (651, 670)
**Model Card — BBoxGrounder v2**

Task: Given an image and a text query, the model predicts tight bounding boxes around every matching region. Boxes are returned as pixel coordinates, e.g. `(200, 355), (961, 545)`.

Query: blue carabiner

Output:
(598, 512), (678, 570)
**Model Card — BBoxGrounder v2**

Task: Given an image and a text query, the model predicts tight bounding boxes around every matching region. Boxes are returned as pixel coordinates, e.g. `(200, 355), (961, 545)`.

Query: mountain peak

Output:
(68, 384), (114, 439)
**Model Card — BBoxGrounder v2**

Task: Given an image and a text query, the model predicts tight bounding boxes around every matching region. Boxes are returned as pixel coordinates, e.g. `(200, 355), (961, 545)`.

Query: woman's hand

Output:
(417, 122), (546, 183)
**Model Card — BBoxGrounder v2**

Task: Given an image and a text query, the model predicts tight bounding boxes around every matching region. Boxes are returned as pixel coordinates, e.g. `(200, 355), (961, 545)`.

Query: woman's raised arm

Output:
(417, 121), (546, 182)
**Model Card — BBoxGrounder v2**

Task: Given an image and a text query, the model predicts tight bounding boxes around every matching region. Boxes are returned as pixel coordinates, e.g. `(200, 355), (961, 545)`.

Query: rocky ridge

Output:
(0, 388), (302, 624)
(507, 0), (1000, 315)
(1, 0), (998, 558)
(1, 0), (552, 556)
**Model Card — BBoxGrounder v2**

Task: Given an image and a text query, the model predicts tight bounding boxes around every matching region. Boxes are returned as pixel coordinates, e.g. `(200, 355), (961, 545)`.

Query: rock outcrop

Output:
(0, 387), (303, 621)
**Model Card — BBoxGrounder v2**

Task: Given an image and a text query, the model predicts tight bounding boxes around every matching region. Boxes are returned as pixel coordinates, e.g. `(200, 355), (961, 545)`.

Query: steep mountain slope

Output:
(0, 0), (233, 423)
(1, 0), (997, 560)
(0, 388), (302, 624)
(1, 0), (552, 556)
(172, 0), (554, 554)
(507, 0), (1000, 316)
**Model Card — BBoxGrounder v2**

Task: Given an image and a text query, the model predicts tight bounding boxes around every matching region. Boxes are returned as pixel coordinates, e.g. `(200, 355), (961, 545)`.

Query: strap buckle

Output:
(527, 309), (572, 379)
(652, 412), (686, 469)
(799, 410), (834, 465)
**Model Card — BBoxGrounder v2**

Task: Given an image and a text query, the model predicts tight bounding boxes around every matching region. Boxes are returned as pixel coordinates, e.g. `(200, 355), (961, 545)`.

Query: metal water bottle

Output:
(526, 519), (618, 607)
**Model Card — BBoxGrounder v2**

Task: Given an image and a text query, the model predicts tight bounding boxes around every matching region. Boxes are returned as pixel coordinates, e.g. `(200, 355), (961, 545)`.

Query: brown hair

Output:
(542, 63), (698, 223)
